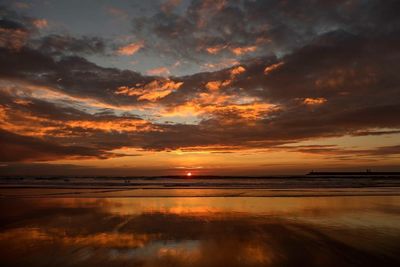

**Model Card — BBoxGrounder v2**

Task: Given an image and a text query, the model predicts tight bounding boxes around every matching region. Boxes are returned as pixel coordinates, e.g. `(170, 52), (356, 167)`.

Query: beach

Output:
(1, 177), (400, 266)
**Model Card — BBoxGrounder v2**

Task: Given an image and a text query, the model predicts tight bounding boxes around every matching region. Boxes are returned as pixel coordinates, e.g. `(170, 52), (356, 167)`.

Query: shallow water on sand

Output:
(1, 195), (400, 267)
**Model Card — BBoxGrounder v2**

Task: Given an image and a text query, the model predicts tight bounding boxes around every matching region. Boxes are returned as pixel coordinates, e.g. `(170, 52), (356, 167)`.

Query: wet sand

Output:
(1, 187), (400, 198)
(1, 186), (400, 266)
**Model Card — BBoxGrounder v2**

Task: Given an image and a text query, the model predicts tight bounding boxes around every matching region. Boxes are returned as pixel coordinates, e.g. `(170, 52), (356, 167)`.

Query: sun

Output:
(186, 172), (192, 177)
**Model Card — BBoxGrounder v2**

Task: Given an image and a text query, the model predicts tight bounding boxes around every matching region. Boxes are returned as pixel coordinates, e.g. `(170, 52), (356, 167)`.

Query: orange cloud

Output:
(205, 45), (227, 54)
(230, 66), (246, 76)
(214, 102), (277, 122)
(205, 80), (231, 91)
(117, 41), (144, 56)
(33, 19), (48, 29)
(0, 105), (157, 138)
(161, 89), (277, 123)
(163, 100), (277, 124)
(302, 97), (327, 105)
(0, 105), (67, 137)
(230, 45), (257, 55)
(147, 67), (170, 76)
(115, 79), (184, 101)
(13, 99), (32, 106)
(65, 119), (155, 132)
(264, 62), (284, 75)
(201, 59), (240, 71)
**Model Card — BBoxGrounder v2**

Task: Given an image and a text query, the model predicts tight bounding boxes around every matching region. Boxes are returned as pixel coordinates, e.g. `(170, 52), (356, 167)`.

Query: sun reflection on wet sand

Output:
(1, 195), (400, 266)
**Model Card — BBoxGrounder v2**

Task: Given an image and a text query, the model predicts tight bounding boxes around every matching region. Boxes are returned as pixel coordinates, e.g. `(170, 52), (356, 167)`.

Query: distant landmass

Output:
(307, 171), (400, 176)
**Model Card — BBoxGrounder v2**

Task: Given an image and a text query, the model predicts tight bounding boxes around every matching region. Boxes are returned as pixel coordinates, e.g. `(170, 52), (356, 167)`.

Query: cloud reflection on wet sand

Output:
(1, 196), (400, 267)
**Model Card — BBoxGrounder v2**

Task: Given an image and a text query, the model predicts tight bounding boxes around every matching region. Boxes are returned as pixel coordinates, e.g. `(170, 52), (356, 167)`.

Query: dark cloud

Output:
(0, 6), (38, 31)
(1, 6), (108, 57)
(277, 144), (400, 159)
(139, 30), (400, 150)
(0, 18), (26, 30)
(132, 0), (400, 64)
(36, 34), (106, 55)
(353, 130), (400, 136)
(0, 47), (152, 106)
(0, 0), (400, 167)
(1, 30), (400, 154)
(0, 129), (124, 162)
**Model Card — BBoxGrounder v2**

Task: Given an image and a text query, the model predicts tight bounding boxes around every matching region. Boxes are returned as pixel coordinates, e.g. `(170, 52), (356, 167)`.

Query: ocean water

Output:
(1, 176), (400, 197)
(1, 188), (400, 266)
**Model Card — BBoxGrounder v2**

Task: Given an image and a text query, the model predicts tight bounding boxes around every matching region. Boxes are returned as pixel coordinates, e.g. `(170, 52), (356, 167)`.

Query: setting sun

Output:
(186, 172), (192, 177)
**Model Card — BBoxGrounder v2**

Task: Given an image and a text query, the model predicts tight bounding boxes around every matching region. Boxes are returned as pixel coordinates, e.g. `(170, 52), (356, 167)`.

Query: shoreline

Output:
(2, 177), (400, 198)
(1, 186), (400, 198)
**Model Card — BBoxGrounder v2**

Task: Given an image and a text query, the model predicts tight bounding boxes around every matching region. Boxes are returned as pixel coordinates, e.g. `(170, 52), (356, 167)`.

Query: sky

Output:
(0, 0), (400, 176)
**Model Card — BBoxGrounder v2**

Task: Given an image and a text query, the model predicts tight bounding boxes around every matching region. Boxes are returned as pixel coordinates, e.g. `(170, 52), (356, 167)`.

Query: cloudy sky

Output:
(1, 0), (400, 176)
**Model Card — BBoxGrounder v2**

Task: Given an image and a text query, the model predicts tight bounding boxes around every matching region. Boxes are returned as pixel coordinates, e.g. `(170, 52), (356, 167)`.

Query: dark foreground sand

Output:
(1, 183), (400, 267)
